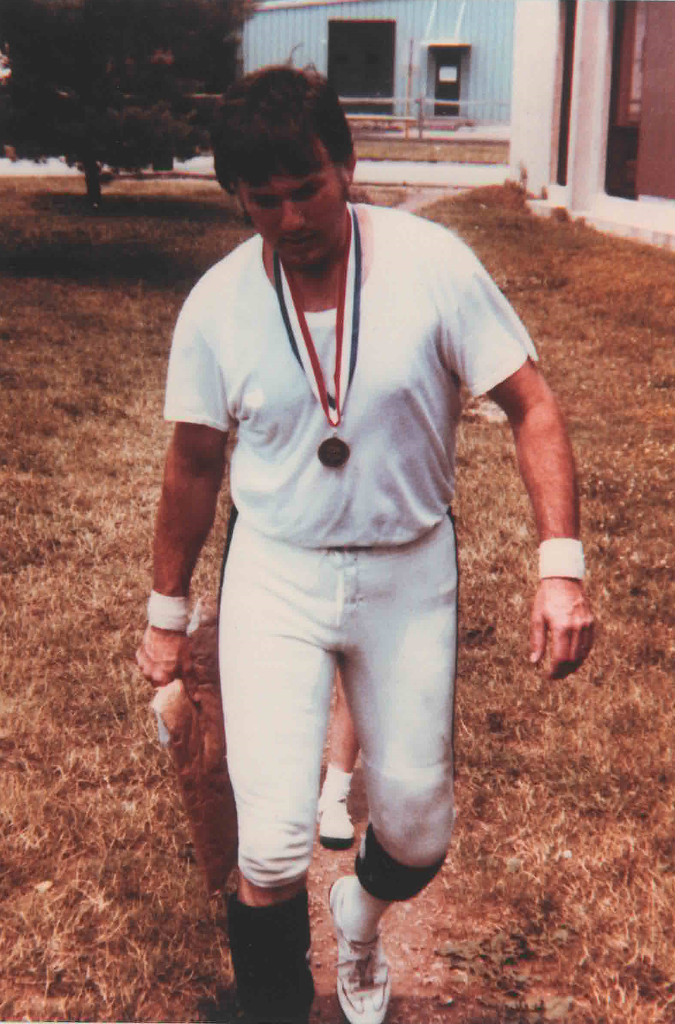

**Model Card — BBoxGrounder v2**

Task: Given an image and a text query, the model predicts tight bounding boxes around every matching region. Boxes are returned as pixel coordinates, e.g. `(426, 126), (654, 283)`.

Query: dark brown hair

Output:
(212, 65), (354, 192)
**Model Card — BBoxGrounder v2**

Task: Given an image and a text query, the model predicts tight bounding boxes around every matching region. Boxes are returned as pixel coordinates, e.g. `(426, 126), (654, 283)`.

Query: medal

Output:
(317, 436), (351, 468)
(274, 206), (362, 469)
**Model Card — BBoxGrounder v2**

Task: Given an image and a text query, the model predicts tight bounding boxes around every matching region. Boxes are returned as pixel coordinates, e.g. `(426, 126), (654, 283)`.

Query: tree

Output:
(0, 0), (252, 204)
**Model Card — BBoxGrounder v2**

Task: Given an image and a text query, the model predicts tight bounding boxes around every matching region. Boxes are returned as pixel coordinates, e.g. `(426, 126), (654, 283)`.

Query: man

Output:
(137, 66), (594, 1024)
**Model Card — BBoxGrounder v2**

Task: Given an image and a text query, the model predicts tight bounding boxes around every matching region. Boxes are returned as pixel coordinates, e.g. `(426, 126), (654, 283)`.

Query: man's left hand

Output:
(530, 578), (594, 679)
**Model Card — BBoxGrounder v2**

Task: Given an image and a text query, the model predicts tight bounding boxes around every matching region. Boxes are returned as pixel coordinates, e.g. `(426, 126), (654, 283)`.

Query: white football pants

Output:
(219, 515), (458, 889)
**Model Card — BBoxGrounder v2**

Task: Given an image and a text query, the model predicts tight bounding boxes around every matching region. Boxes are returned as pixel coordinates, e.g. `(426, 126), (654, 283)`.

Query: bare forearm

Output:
(153, 474), (219, 596)
(152, 426), (226, 597)
(490, 361), (580, 542)
(511, 394), (580, 542)
(488, 360), (593, 678)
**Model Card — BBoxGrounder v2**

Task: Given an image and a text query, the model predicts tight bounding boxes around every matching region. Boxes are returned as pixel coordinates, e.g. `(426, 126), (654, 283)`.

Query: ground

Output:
(307, 184), (508, 1024)
(308, 769), (473, 1024)
(4, 174), (672, 1024)
(203, 185), (517, 1024)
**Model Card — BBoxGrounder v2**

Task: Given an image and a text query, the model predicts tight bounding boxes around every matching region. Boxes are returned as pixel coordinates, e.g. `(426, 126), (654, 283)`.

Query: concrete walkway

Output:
(0, 152), (512, 190)
(354, 159), (511, 189)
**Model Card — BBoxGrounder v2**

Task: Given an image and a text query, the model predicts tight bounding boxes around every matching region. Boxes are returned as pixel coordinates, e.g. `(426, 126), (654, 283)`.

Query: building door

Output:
(328, 20), (396, 114)
(605, 1), (646, 198)
(635, 2), (675, 200)
(431, 47), (462, 116)
(556, 0), (577, 186)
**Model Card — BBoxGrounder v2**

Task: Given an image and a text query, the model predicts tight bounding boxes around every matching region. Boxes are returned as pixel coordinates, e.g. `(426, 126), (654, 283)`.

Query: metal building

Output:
(243, 0), (516, 124)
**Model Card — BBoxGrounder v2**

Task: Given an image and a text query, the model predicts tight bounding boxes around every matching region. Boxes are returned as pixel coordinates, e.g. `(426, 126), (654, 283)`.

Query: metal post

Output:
(405, 39), (414, 140)
(417, 97), (424, 140)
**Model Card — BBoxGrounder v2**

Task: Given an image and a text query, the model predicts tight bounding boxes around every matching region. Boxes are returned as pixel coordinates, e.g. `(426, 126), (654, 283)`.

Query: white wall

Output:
(511, 1), (613, 207)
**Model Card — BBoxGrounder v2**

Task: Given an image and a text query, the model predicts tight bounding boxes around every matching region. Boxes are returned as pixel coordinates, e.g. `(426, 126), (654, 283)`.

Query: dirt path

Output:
(393, 185), (463, 214)
(307, 768), (462, 1023)
(309, 168), (474, 1007)
(307, 184), (488, 1024)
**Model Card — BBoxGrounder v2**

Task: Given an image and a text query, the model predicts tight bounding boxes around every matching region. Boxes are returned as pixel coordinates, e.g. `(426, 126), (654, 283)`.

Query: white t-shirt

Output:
(164, 205), (537, 547)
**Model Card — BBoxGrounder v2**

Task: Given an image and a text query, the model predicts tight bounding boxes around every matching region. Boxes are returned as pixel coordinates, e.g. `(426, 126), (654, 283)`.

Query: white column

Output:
(509, 0), (562, 197)
(566, 0), (614, 213)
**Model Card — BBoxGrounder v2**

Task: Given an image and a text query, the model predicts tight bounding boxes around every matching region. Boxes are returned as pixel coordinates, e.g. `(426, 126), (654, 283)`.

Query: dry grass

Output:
(0, 177), (673, 1023)
(427, 182), (674, 1024)
(353, 136), (509, 166)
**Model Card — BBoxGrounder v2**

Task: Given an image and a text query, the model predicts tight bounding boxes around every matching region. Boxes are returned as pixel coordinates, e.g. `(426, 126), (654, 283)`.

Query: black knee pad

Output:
(355, 824), (446, 902)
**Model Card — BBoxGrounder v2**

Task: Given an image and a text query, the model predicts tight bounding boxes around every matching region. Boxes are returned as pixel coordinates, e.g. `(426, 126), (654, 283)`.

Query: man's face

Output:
(237, 142), (355, 273)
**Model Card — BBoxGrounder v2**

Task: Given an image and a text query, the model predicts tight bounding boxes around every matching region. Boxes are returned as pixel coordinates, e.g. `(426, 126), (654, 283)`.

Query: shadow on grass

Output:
(1, 240), (213, 286)
(1, 189), (249, 285)
(28, 189), (241, 223)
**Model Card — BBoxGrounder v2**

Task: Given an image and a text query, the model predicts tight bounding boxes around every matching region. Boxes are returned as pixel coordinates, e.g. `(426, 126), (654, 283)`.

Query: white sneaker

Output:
(318, 795), (355, 850)
(330, 878), (391, 1024)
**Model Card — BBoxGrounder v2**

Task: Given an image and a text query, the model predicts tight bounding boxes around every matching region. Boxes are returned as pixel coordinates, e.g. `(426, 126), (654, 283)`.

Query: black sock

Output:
(227, 890), (314, 1024)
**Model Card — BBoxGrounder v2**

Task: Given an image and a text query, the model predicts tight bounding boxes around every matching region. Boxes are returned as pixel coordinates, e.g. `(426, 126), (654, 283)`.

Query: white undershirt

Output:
(164, 205), (537, 547)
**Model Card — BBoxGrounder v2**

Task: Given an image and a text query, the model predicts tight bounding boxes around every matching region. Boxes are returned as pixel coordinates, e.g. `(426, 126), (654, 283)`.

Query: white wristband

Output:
(538, 538), (585, 580)
(147, 591), (190, 631)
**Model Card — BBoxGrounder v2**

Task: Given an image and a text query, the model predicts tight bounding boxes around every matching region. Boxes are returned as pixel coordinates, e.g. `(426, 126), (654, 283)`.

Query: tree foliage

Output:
(0, 0), (252, 202)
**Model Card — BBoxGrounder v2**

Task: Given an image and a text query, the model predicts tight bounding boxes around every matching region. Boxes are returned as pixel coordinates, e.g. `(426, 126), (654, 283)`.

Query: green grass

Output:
(0, 176), (673, 1023)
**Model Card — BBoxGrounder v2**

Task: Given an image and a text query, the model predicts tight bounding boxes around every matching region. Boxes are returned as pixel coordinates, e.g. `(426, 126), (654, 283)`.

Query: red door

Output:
(636, 3), (675, 199)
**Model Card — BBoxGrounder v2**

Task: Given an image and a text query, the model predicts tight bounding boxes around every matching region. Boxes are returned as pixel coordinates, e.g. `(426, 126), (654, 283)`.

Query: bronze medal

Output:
(274, 207), (362, 471)
(318, 437), (350, 468)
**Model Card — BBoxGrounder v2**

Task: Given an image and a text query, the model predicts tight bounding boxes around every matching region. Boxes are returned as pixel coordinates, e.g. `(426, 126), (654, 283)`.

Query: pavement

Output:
(0, 156), (82, 176)
(0, 153), (512, 190)
(354, 158), (510, 189)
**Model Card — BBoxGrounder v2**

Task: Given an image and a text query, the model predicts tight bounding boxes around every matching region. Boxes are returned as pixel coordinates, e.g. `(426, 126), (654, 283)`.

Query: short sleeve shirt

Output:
(164, 205), (537, 547)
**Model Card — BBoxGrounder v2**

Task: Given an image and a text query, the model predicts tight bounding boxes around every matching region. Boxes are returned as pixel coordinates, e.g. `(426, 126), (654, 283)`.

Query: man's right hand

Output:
(136, 625), (190, 687)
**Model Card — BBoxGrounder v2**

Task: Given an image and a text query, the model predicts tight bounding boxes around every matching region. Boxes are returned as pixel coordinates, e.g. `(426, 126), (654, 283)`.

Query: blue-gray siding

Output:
(243, 0), (515, 123)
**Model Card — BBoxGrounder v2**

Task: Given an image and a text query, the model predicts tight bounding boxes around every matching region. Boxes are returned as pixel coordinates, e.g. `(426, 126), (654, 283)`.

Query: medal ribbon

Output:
(273, 206), (361, 427)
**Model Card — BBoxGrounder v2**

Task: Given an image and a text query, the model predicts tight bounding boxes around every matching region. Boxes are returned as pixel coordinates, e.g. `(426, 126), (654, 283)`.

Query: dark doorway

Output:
(606, 1), (646, 199)
(328, 20), (396, 114)
(431, 47), (462, 116)
(556, 0), (577, 186)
